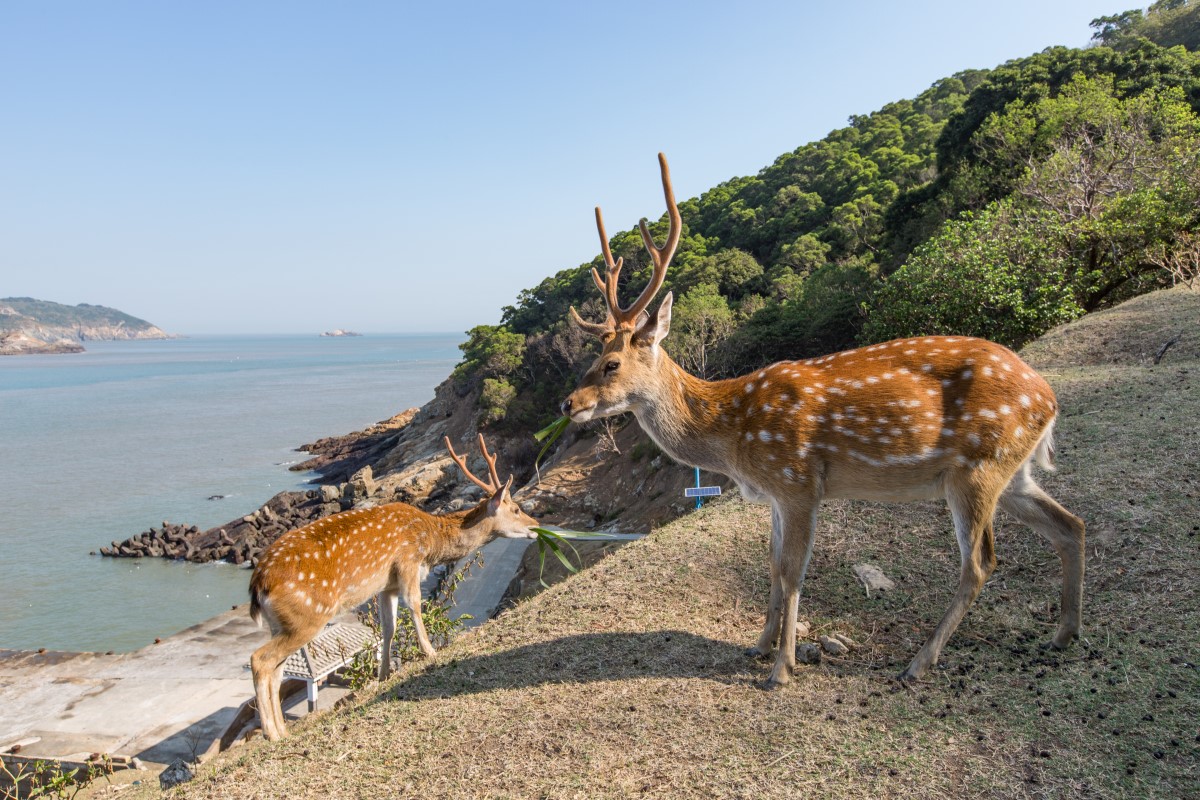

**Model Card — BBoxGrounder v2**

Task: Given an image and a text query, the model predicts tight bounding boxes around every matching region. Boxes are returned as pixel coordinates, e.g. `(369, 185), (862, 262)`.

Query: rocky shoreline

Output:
(95, 378), (710, 608)
(0, 330), (85, 355)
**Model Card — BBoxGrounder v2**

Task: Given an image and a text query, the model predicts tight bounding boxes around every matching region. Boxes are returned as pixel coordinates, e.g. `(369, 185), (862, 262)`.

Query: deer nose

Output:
(560, 397), (573, 416)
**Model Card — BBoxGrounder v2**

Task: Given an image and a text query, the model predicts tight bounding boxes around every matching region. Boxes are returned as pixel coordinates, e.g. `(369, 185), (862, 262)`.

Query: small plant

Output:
(532, 415), (570, 478)
(1, 755), (113, 800)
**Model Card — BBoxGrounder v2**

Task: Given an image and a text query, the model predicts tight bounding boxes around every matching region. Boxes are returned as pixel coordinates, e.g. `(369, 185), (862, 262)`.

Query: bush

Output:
(861, 202), (1083, 347)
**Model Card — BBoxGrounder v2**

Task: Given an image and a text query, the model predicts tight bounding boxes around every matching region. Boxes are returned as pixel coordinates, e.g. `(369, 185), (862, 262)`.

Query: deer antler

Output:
(571, 152), (681, 333)
(444, 434), (502, 494)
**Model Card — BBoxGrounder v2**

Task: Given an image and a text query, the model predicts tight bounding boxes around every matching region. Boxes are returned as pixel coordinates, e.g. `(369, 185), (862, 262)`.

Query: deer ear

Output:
(633, 291), (672, 348)
(487, 477), (514, 514)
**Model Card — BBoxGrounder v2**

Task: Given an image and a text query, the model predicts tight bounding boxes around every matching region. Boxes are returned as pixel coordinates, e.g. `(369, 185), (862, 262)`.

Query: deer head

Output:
(561, 152), (682, 423)
(445, 434), (539, 539)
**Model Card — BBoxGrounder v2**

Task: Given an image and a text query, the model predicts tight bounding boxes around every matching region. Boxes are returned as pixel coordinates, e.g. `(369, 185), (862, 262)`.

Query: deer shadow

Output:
(366, 630), (759, 706)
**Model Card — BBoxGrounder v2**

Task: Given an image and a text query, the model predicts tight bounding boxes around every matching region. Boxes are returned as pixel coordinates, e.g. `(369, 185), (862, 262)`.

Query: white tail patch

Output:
(1033, 417), (1057, 471)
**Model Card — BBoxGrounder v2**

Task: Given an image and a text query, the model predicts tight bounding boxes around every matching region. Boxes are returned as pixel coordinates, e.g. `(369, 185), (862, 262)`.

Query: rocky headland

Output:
(0, 297), (171, 355)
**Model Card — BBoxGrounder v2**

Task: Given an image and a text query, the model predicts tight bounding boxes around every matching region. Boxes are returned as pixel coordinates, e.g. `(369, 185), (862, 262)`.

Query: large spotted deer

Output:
(248, 435), (539, 739)
(561, 153), (1085, 688)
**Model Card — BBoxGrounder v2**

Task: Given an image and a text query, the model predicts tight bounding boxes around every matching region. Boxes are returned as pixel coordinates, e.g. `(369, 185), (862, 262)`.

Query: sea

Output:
(0, 334), (462, 653)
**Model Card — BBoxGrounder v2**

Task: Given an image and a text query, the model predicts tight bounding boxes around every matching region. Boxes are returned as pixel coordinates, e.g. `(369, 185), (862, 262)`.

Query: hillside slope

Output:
(148, 287), (1198, 799)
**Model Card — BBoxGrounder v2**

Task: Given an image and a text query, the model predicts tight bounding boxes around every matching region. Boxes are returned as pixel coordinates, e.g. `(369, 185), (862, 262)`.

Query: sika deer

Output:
(248, 435), (539, 739)
(561, 153), (1085, 688)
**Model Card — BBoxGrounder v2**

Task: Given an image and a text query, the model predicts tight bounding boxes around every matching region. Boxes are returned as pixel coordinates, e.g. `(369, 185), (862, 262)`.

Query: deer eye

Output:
(603, 360), (619, 375)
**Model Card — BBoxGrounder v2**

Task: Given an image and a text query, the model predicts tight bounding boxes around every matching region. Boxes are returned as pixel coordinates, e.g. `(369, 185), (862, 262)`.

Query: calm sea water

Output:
(0, 334), (461, 653)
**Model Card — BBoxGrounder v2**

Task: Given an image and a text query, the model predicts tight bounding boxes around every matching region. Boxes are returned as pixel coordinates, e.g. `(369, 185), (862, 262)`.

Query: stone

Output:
(795, 620), (811, 639)
(831, 632), (857, 649)
(159, 758), (194, 789)
(820, 635), (849, 656)
(796, 643), (822, 665)
(852, 563), (896, 597)
(320, 484), (340, 503)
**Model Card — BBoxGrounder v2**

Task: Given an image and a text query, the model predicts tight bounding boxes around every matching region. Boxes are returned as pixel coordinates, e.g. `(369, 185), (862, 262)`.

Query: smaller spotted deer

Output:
(248, 435), (539, 740)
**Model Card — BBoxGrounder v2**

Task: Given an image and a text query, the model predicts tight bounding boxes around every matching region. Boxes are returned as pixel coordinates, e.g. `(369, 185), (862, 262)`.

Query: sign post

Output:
(685, 467), (722, 508)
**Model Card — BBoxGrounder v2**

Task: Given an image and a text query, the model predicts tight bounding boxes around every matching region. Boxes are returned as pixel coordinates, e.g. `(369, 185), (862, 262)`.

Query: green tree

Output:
(452, 325), (526, 383)
(666, 283), (736, 379)
(862, 202), (1083, 347)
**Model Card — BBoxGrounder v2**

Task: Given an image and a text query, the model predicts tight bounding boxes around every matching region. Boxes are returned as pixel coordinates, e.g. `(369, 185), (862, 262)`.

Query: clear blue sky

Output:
(1, 1), (1127, 334)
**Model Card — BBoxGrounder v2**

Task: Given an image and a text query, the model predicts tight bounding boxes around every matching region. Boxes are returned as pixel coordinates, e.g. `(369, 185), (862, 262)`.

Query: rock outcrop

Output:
(0, 297), (170, 356)
(0, 330), (85, 355)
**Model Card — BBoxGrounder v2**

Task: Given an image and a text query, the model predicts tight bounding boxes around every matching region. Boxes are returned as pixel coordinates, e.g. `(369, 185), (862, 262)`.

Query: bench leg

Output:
(306, 679), (318, 713)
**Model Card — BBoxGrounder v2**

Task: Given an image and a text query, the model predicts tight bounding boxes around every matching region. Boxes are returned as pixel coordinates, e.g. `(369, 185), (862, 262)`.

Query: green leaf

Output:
(531, 526), (584, 588)
(533, 416), (570, 475)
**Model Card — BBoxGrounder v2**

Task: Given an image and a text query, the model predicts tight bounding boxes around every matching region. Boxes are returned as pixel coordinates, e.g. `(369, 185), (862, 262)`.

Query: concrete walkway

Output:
(0, 538), (536, 768)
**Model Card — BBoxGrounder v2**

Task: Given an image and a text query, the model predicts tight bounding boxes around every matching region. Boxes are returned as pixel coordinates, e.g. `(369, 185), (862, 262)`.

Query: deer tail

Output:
(1033, 417), (1057, 472)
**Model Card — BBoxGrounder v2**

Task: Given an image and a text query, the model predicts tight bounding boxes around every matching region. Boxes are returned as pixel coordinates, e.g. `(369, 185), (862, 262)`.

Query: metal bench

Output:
(282, 623), (379, 712)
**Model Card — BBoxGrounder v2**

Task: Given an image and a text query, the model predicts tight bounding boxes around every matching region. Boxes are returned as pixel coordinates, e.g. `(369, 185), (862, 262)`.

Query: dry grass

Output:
(143, 288), (1198, 799)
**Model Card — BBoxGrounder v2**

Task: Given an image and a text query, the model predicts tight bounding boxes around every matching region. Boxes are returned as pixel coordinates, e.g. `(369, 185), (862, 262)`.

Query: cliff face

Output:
(0, 297), (170, 354)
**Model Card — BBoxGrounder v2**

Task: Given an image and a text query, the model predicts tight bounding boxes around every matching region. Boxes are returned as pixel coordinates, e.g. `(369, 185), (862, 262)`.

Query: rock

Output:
(319, 484), (340, 503)
(796, 643), (822, 665)
(159, 758), (194, 789)
(820, 635), (849, 656)
(795, 620), (811, 639)
(831, 632), (857, 649)
(852, 563), (896, 597)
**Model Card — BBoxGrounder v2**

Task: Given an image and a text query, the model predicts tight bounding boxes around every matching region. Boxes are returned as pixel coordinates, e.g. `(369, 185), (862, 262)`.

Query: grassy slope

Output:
(156, 287), (1198, 800)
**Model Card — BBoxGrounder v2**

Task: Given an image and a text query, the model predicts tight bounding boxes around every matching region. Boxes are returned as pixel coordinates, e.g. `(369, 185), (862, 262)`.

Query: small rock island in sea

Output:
(0, 297), (170, 356)
(320, 329), (362, 337)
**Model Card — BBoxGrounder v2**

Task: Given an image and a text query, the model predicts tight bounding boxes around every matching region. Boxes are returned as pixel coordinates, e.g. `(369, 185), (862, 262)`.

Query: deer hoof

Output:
(758, 677), (785, 692)
(1044, 628), (1078, 651)
(743, 646), (770, 661)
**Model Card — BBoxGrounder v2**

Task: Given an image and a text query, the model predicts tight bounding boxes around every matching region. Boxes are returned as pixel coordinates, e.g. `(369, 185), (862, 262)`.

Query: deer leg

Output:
(763, 497), (819, 690)
(747, 505), (784, 658)
(999, 463), (1086, 649)
(902, 475), (1001, 681)
(250, 626), (313, 741)
(377, 590), (399, 680)
(403, 571), (437, 659)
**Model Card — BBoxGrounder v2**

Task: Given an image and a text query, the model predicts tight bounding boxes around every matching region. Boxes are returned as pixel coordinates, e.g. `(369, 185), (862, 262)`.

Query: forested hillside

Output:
(454, 3), (1200, 447)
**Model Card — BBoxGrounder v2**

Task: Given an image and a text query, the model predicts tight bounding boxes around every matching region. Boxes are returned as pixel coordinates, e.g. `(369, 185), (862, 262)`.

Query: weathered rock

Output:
(852, 563), (896, 596)
(159, 758), (194, 789)
(796, 643), (822, 665)
(819, 635), (849, 656)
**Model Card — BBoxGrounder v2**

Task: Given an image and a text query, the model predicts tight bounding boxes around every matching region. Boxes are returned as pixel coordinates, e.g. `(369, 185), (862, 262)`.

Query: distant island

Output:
(0, 297), (170, 356)
(320, 329), (362, 337)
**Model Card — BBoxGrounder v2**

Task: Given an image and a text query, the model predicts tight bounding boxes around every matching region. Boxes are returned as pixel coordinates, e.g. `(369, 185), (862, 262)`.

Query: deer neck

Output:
(632, 353), (742, 475)
(423, 506), (495, 564)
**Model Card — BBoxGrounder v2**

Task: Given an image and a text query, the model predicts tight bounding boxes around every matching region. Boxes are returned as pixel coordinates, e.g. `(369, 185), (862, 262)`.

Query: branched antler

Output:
(570, 152), (681, 334)
(444, 434), (502, 493)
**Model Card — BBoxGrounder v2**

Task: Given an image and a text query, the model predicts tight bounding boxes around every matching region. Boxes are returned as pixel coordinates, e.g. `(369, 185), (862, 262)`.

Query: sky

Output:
(1, 1), (1130, 334)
